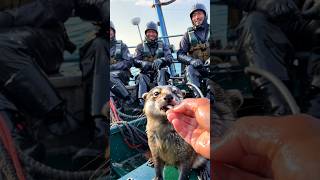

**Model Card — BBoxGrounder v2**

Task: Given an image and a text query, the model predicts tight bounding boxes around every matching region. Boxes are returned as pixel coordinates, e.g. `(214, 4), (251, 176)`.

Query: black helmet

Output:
(190, 3), (207, 20)
(145, 21), (158, 35)
(110, 21), (115, 33)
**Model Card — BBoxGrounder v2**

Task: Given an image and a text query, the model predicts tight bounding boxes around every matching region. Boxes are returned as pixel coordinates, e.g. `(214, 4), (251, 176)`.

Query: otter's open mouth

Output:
(160, 104), (174, 112)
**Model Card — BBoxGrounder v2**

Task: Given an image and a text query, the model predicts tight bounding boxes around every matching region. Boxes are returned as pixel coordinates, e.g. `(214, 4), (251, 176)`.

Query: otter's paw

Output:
(147, 158), (154, 167)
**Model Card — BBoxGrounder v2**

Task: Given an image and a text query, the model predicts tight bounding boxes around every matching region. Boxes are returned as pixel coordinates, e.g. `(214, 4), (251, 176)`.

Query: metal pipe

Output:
(159, 34), (184, 39)
(153, 0), (177, 76)
(187, 82), (205, 98)
(137, 24), (143, 44)
(245, 67), (300, 114)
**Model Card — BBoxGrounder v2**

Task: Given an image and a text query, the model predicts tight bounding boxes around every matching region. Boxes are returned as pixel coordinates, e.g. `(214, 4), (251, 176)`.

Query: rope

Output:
(115, 107), (145, 119)
(0, 140), (19, 180)
(19, 151), (109, 180)
(112, 121), (149, 152)
(0, 113), (26, 180)
(0, 112), (109, 180)
(110, 99), (121, 122)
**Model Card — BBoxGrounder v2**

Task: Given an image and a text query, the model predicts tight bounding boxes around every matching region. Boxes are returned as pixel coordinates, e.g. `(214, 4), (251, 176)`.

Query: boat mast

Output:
(152, 0), (176, 76)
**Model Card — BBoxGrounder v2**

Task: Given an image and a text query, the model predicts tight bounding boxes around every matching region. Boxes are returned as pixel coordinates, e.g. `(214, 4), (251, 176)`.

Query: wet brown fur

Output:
(143, 85), (205, 180)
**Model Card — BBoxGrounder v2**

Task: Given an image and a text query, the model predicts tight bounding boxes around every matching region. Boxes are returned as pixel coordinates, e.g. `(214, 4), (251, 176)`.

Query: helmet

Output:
(145, 21), (158, 35)
(110, 21), (116, 32)
(190, 3), (207, 20)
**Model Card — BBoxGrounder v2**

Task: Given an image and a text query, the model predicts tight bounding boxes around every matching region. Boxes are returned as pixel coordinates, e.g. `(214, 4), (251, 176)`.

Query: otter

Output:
(143, 85), (207, 180)
(208, 80), (244, 137)
(143, 84), (244, 179)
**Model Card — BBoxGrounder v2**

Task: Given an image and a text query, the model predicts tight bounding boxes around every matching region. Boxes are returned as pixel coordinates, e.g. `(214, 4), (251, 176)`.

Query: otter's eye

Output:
(153, 91), (160, 97)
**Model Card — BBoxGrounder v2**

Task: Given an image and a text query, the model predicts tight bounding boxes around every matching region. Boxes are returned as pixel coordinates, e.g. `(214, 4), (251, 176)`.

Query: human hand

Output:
(190, 59), (203, 69)
(152, 58), (163, 70)
(213, 115), (320, 180)
(166, 98), (210, 159)
(141, 61), (152, 72)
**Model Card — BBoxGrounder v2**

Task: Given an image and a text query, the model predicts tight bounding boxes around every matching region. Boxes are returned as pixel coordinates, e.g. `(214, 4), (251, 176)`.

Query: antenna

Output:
(131, 17), (144, 44)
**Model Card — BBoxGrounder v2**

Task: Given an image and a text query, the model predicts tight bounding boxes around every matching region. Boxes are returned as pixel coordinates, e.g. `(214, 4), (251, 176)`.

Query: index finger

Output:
(171, 98), (210, 117)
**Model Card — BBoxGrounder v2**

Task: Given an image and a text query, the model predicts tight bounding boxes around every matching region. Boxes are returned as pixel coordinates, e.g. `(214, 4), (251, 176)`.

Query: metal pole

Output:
(137, 24), (144, 44)
(153, 0), (176, 76)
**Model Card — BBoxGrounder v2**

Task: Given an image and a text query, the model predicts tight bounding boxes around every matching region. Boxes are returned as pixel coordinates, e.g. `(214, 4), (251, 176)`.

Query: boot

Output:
(137, 74), (150, 100)
(2, 64), (80, 138)
(110, 78), (135, 106)
(205, 80), (215, 102)
(185, 65), (202, 98)
(156, 69), (169, 86)
(2, 64), (62, 118)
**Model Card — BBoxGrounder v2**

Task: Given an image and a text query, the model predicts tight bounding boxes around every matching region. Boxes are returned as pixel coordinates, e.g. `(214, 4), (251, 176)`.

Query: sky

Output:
(110, 0), (210, 53)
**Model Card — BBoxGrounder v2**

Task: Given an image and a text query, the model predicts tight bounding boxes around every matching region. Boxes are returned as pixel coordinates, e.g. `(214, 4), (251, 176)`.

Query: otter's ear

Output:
(225, 90), (244, 112)
(181, 90), (187, 98)
(142, 93), (148, 100)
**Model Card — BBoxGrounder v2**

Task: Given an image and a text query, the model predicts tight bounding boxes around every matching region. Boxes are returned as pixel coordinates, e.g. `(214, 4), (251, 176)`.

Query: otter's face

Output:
(143, 86), (185, 117)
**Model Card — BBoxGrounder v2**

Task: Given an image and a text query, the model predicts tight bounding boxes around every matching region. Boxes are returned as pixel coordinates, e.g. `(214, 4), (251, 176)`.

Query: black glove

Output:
(141, 61), (152, 72)
(302, 0), (320, 19)
(152, 58), (163, 70)
(190, 59), (203, 68)
(110, 61), (131, 71)
(256, 0), (298, 18)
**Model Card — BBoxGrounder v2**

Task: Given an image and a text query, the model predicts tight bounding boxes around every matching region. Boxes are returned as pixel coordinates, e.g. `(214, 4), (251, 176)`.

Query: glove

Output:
(256, 0), (298, 18)
(141, 61), (152, 72)
(302, 0), (320, 19)
(152, 58), (163, 70)
(190, 59), (203, 68)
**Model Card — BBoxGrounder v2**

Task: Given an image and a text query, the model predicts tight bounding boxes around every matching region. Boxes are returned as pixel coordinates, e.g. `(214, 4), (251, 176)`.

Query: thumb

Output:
(214, 163), (271, 180)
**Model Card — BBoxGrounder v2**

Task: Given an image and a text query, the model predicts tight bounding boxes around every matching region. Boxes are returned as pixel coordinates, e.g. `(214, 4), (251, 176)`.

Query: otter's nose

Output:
(164, 94), (173, 102)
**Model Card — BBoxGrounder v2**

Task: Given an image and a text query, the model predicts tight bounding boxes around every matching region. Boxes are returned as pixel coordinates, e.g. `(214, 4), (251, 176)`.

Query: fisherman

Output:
(223, 0), (320, 117)
(109, 21), (135, 105)
(133, 21), (173, 107)
(177, 3), (211, 98)
(0, 0), (108, 159)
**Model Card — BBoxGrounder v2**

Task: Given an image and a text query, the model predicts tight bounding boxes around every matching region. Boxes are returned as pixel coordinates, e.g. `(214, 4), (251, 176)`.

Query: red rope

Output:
(123, 138), (142, 149)
(109, 99), (120, 122)
(0, 113), (26, 180)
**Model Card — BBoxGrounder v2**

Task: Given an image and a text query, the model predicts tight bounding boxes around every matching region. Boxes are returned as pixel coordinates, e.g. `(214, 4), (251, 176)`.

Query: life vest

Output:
(110, 40), (122, 65)
(142, 40), (164, 62)
(187, 26), (210, 61)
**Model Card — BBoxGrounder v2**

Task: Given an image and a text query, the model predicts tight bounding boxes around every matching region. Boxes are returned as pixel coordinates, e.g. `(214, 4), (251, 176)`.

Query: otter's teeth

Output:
(166, 105), (174, 109)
